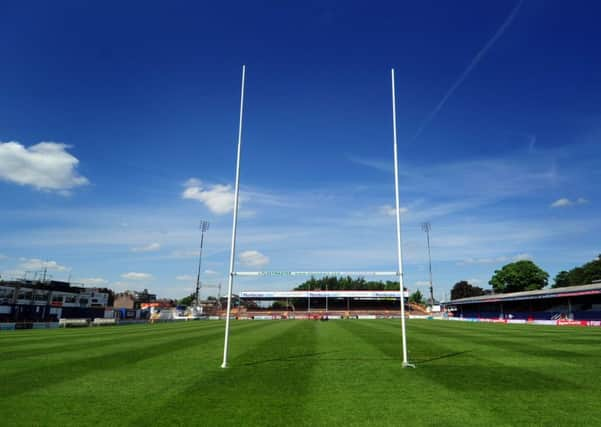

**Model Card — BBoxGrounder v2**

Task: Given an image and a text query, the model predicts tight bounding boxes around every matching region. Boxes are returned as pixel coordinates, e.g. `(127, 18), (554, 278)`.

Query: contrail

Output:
(413, 0), (524, 140)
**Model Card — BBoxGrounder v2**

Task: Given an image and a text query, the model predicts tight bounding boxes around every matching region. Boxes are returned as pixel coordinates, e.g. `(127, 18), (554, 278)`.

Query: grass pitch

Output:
(2, 319), (601, 426)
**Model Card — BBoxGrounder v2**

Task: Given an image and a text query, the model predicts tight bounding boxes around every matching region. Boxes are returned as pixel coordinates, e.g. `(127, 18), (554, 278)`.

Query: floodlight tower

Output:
(193, 220), (210, 310)
(421, 222), (434, 306)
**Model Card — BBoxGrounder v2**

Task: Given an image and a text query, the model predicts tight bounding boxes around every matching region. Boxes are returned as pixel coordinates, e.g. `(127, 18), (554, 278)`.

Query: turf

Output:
(2, 320), (601, 426)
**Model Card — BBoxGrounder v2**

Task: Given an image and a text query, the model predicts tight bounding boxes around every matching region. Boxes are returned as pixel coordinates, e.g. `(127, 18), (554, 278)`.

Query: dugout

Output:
(442, 282), (601, 321)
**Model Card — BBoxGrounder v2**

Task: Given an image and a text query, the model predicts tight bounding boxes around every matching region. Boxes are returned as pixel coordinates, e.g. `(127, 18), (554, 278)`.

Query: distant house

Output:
(113, 289), (156, 310)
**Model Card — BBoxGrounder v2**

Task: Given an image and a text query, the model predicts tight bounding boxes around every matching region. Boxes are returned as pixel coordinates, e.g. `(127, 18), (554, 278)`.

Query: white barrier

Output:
(59, 318), (89, 327)
(92, 318), (117, 326)
(252, 316), (273, 320)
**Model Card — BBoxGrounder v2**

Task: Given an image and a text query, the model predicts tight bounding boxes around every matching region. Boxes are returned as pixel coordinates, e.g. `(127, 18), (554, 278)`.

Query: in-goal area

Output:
(220, 66), (413, 368)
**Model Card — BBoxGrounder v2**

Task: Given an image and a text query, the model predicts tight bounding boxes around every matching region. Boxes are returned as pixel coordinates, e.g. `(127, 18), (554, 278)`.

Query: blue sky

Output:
(1, 1), (600, 300)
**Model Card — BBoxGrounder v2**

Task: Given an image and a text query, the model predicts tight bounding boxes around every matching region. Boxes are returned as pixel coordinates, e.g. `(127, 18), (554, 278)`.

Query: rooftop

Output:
(444, 282), (601, 306)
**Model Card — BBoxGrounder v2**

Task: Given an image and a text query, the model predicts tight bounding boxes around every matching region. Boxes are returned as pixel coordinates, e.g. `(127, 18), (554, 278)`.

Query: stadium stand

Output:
(443, 282), (601, 322)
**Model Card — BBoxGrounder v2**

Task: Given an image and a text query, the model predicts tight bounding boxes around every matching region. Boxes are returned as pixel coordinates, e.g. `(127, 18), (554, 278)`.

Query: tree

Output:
(409, 290), (424, 305)
(450, 280), (485, 300)
(270, 301), (289, 309)
(178, 293), (195, 306)
(292, 277), (408, 301)
(552, 255), (601, 288)
(553, 271), (570, 288)
(489, 260), (548, 293)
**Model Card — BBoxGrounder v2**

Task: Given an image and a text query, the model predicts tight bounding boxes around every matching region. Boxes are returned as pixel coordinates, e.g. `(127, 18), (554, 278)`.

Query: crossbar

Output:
(234, 271), (399, 277)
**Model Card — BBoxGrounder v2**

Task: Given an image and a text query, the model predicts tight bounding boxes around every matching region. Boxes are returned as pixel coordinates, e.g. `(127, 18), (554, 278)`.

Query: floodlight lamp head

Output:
(421, 222), (431, 233)
(200, 220), (210, 232)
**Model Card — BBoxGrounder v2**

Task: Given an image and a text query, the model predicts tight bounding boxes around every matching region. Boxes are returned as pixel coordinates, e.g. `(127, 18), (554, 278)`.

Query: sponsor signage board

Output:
(239, 290), (409, 299)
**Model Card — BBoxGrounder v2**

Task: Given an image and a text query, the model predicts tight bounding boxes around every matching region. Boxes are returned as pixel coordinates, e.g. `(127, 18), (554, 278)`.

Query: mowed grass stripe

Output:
(2, 320), (601, 426)
(139, 320), (320, 427)
(406, 320), (601, 370)
(295, 320), (418, 427)
(0, 319), (224, 351)
(0, 321), (227, 360)
(0, 320), (280, 427)
(365, 320), (600, 425)
(0, 320), (273, 399)
(365, 320), (585, 389)
(0, 321), (243, 377)
(327, 320), (500, 426)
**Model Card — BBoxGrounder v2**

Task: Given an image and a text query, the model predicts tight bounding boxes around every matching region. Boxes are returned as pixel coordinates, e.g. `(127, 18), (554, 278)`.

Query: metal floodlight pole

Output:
(391, 68), (413, 368)
(194, 220), (210, 308)
(221, 65), (246, 369)
(421, 222), (434, 306)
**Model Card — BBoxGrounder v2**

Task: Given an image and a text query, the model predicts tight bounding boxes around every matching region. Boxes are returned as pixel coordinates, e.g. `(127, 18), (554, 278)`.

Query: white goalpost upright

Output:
(220, 64), (246, 369)
(391, 68), (414, 368)
(220, 66), (413, 368)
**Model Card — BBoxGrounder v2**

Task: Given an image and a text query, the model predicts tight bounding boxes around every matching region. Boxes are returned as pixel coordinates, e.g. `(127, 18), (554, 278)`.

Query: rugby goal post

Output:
(220, 66), (413, 368)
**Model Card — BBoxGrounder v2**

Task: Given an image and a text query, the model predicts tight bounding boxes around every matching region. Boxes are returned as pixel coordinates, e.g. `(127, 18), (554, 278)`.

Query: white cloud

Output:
(182, 178), (234, 214)
(169, 250), (199, 259)
(131, 242), (161, 253)
(185, 178), (201, 187)
(121, 272), (153, 280)
(0, 254), (7, 260)
(459, 256), (508, 265)
(204, 269), (218, 275)
(239, 250), (270, 267)
(0, 141), (88, 191)
(351, 149), (562, 207)
(79, 277), (108, 286)
(176, 274), (195, 281)
(413, 280), (431, 288)
(551, 198), (572, 208)
(347, 155), (393, 173)
(551, 198), (588, 208)
(19, 258), (68, 271)
(379, 205), (409, 217)
(459, 253), (532, 265)
(512, 253), (532, 261)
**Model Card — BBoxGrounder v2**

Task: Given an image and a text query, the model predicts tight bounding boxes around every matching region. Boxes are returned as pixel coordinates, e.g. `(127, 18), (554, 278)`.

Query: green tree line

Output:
(451, 254), (601, 300)
(553, 255), (601, 288)
(294, 276), (403, 291)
